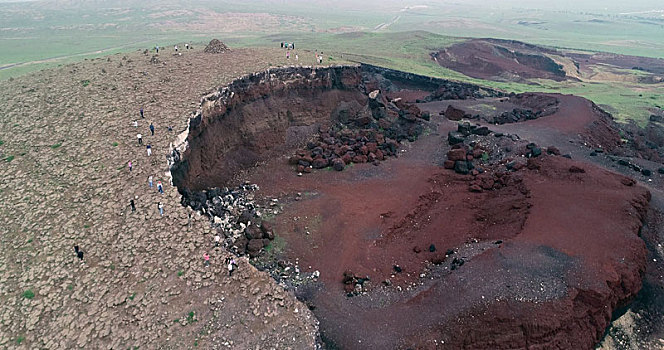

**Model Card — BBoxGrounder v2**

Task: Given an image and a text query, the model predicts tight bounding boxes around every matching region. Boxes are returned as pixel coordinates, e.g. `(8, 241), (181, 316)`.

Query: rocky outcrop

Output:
(171, 64), (496, 191)
(171, 65), (366, 191)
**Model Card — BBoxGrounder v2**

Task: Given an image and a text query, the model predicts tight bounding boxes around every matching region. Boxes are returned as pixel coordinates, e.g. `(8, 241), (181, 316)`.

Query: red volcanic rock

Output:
(245, 225), (263, 240)
(246, 239), (264, 257)
(312, 157), (329, 169)
(469, 184), (483, 193)
(352, 155), (368, 163)
(444, 105), (468, 121)
(447, 148), (467, 161)
(547, 146), (562, 155)
(443, 160), (455, 169)
(331, 158), (345, 171)
(569, 165), (585, 173)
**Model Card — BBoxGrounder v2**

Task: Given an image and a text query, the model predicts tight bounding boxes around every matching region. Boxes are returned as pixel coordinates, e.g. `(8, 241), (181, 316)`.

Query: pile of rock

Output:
(614, 157), (659, 177)
(494, 108), (541, 124)
(448, 121), (492, 145)
(443, 123), (557, 193)
(290, 90), (428, 174)
(342, 270), (370, 297)
(204, 39), (231, 54)
(290, 127), (399, 173)
(180, 183), (276, 257)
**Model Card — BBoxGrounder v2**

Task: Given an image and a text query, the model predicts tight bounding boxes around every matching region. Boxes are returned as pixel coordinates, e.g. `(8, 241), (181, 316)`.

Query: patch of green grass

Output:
(128, 293), (136, 301)
(83, 224), (90, 228)
(173, 318), (180, 323)
(110, 264), (115, 270)
(0, 140), (4, 146)
(187, 311), (195, 323)
(16, 335), (25, 345)
(81, 80), (90, 87)
(194, 340), (198, 347)
(27, 238), (33, 243)
(177, 270), (184, 277)
(22, 289), (35, 299)
(50, 143), (62, 149)
(67, 284), (73, 291)
(264, 236), (286, 255)
(112, 142), (119, 147)
(5, 155), (15, 162)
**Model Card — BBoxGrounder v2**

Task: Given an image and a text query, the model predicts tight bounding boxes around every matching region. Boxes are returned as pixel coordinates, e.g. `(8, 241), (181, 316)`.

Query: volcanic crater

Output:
(170, 64), (652, 349)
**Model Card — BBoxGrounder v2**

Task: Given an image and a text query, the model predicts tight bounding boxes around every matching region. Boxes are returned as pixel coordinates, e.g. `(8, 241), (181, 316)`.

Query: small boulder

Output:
(237, 211), (254, 225)
(312, 157), (329, 169)
(447, 149), (467, 161)
(458, 122), (472, 136)
(546, 146), (561, 156)
(331, 158), (345, 171)
(454, 160), (473, 175)
(445, 105), (468, 121)
(569, 166), (586, 173)
(246, 239), (264, 257)
(471, 126), (491, 136)
(245, 225), (264, 240)
(448, 131), (465, 145)
(469, 184), (483, 193)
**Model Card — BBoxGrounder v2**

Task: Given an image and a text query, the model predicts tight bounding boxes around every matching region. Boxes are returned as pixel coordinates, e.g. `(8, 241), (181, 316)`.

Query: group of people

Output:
(156, 43), (192, 54)
(281, 41), (300, 62)
(128, 108), (166, 217)
(280, 42), (295, 50)
(130, 105), (236, 273)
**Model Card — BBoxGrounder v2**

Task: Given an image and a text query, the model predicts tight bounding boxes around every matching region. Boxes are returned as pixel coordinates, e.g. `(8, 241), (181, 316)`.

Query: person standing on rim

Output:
(149, 122), (155, 136)
(74, 245), (84, 260)
(148, 175), (153, 188)
(140, 107), (144, 119)
(137, 133), (142, 145)
(157, 202), (164, 216)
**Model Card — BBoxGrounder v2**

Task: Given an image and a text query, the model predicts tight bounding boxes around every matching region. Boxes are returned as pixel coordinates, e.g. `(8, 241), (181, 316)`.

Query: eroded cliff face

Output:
(171, 66), (366, 191)
(171, 64), (502, 192)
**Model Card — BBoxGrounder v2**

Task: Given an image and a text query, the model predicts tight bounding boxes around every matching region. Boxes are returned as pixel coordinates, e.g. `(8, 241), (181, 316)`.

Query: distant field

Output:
(1, 0), (662, 124)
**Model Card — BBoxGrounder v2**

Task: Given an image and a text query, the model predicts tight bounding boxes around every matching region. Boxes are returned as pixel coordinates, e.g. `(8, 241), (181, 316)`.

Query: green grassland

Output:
(1, 0), (662, 124)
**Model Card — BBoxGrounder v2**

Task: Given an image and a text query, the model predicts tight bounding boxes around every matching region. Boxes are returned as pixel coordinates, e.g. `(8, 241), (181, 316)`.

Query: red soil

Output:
(245, 105), (648, 349)
(176, 67), (651, 349)
(432, 39), (568, 82)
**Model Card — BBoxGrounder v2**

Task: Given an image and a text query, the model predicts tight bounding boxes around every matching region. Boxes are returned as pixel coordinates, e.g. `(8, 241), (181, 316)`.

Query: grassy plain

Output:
(1, 0), (662, 123)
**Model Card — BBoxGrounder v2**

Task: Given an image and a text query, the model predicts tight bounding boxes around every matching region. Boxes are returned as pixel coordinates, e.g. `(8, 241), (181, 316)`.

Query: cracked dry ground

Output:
(0, 47), (321, 349)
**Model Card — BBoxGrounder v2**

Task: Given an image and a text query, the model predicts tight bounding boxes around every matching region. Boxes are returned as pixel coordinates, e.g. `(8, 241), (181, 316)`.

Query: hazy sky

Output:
(0, 0), (661, 11)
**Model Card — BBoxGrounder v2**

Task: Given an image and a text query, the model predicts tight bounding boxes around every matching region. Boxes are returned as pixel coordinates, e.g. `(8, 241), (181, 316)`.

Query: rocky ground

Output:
(0, 46), (322, 348)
